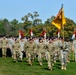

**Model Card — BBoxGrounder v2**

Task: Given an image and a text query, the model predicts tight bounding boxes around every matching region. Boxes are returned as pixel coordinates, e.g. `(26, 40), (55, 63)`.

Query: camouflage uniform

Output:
(1, 37), (8, 57)
(60, 40), (69, 70)
(48, 41), (56, 69)
(53, 39), (60, 63)
(12, 39), (21, 62)
(44, 42), (53, 70)
(24, 39), (36, 66)
(73, 39), (76, 62)
(37, 40), (44, 66)
(67, 41), (72, 63)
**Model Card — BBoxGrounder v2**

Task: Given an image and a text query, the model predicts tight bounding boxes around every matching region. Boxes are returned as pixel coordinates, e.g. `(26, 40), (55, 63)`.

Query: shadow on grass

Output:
(54, 63), (61, 69)
(70, 60), (75, 62)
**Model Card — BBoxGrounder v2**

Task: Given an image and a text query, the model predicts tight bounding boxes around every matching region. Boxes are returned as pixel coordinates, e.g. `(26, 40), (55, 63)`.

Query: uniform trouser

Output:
(13, 50), (20, 61)
(38, 52), (42, 62)
(46, 51), (52, 68)
(54, 49), (59, 62)
(54, 52), (58, 62)
(27, 52), (34, 64)
(60, 50), (68, 66)
(74, 50), (76, 60)
(67, 51), (70, 61)
(2, 47), (7, 56)
(20, 51), (23, 60)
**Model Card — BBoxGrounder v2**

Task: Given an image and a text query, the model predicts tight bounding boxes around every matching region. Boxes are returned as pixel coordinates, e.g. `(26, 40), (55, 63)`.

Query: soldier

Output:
(67, 39), (72, 63)
(24, 38), (36, 66)
(1, 36), (8, 58)
(12, 39), (21, 62)
(53, 38), (60, 63)
(49, 39), (55, 69)
(44, 40), (53, 70)
(37, 38), (44, 66)
(60, 39), (69, 70)
(72, 37), (76, 62)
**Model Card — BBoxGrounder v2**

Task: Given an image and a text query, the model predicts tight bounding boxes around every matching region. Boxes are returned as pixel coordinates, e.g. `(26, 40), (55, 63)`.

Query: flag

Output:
(19, 30), (24, 39)
(30, 29), (33, 36)
(56, 29), (60, 38)
(72, 31), (76, 39)
(52, 5), (66, 29)
(40, 30), (46, 38)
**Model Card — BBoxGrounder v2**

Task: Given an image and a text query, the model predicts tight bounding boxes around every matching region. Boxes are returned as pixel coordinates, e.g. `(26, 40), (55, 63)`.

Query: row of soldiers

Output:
(0, 36), (76, 70)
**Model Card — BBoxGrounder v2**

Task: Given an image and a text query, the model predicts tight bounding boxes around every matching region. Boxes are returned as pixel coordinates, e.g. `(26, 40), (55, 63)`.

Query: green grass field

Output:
(0, 54), (76, 75)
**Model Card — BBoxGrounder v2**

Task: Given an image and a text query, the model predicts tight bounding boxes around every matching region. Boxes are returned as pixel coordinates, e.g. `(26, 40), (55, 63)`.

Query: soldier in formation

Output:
(1, 36), (8, 58)
(12, 39), (21, 62)
(24, 38), (36, 66)
(72, 38), (76, 62)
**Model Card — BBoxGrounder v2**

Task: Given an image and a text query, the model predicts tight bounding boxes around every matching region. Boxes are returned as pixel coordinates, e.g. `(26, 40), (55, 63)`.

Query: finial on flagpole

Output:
(61, 4), (63, 9)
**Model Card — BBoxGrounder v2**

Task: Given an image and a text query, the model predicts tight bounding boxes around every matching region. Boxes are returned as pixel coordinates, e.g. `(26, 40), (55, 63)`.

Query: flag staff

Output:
(61, 4), (64, 40)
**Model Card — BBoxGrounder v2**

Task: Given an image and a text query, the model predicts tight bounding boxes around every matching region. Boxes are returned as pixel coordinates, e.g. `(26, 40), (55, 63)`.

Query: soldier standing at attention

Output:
(1, 36), (8, 58)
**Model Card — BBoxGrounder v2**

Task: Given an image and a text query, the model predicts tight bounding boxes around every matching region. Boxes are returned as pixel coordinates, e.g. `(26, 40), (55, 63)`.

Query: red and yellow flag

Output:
(52, 6), (66, 29)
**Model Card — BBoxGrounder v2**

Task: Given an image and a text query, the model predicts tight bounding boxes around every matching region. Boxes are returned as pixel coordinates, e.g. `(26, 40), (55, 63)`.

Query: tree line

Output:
(0, 11), (76, 38)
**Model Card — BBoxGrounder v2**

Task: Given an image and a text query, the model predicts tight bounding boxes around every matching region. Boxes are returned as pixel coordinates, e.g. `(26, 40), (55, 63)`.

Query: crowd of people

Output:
(0, 36), (76, 71)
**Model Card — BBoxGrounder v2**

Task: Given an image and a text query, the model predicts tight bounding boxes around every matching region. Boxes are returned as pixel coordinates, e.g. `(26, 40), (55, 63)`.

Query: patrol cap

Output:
(39, 38), (43, 42)
(39, 38), (42, 41)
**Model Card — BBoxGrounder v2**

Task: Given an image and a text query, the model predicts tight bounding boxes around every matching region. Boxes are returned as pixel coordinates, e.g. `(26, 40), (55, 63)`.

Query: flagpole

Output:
(30, 18), (33, 38)
(61, 4), (65, 49)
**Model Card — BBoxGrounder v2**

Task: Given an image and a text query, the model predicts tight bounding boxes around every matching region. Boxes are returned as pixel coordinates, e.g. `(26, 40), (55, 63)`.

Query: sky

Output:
(0, 0), (76, 23)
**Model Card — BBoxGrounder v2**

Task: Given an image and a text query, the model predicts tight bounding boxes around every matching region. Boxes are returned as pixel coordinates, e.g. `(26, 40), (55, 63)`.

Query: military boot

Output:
(61, 65), (64, 70)
(39, 62), (43, 66)
(64, 66), (66, 70)
(48, 67), (52, 70)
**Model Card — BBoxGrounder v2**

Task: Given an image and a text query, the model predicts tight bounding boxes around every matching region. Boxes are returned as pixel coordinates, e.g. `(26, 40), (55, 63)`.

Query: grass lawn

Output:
(0, 55), (76, 75)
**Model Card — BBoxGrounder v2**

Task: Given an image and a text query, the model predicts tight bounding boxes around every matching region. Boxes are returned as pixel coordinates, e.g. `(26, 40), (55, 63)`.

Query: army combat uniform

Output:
(72, 38), (76, 62)
(44, 42), (53, 70)
(1, 37), (8, 57)
(37, 41), (44, 66)
(12, 39), (21, 62)
(60, 41), (69, 70)
(24, 39), (36, 66)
